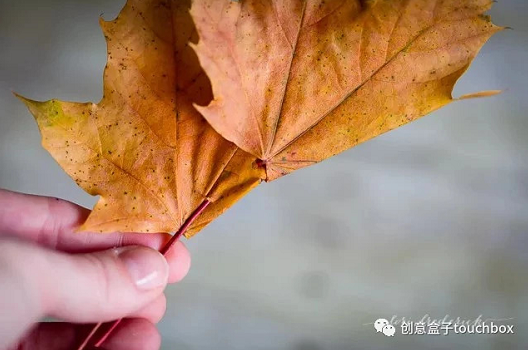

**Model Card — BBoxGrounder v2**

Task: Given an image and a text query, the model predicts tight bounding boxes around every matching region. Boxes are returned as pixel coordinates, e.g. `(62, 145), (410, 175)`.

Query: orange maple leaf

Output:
(192, 0), (503, 181)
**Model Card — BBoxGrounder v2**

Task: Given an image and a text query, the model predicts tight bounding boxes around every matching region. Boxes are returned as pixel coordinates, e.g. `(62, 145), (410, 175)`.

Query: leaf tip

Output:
(14, 93), (44, 117)
(188, 41), (199, 52)
(458, 90), (503, 100)
(98, 15), (112, 30)
(13, 91), (31, 104)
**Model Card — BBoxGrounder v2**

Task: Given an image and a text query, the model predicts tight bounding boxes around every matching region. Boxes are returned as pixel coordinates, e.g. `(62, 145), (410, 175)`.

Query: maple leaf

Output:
(18, 0), (264, 236)
(191, 0), (503, 181)
(17, 0), (502, 238)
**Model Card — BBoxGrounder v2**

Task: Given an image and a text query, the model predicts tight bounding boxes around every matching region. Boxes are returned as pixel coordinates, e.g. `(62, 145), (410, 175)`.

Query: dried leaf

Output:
(192, 0), (503, 181)
(19, 0), (263, 236)
(18, 0), (502, 237)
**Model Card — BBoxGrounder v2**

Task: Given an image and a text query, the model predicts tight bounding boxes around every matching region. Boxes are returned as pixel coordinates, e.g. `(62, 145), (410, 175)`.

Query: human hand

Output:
(0, 189), (191, 350)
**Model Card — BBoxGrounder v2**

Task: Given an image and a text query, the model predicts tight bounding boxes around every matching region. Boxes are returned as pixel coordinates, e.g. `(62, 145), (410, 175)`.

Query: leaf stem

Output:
(77, 199), (211, 350)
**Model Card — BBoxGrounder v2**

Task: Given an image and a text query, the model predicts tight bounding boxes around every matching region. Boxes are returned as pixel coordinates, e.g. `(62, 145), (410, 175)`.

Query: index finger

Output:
(0, 189), (170, 252)
(0, 189), (190, 283)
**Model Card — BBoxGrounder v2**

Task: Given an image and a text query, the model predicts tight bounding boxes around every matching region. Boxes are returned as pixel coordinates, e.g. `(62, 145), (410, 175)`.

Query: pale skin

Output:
(0, 189), (191, 350)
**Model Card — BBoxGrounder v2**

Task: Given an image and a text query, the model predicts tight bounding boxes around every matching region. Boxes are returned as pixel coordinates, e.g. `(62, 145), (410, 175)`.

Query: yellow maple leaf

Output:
(18, 0), (263, 236)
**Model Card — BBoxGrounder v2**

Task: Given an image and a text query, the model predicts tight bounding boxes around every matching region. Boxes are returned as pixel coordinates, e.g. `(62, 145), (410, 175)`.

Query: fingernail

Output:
(117, 246), (169, 290)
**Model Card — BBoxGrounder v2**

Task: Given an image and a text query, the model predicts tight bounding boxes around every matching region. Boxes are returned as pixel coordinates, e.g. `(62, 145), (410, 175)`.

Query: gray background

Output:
(1, 0), (527, 349)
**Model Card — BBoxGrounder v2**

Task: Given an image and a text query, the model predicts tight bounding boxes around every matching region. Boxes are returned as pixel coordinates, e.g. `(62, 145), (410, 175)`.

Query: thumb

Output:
(0, 238), (168, 342)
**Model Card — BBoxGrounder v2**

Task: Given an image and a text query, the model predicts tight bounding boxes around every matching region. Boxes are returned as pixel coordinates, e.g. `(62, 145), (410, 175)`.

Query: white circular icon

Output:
(382, 324), (396, 337)
(374, 318), (389, 332)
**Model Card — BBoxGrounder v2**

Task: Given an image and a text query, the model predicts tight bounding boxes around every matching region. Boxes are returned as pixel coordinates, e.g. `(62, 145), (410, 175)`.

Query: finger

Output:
(130, 294), (167, 324)
(11, 322), (84, 350)
(0, 188), (89, 242)
(0, 189), (192, 283)
(99, 318), (161, 350)
(0, 189), (174, 253)
(13, 319), (160, 350)
(165, 241), (191, 283)
(0, 239), (169, 344)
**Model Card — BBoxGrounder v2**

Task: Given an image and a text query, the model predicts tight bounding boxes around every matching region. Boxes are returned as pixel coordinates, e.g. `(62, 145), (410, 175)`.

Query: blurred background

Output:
(1, 0), (527, 349)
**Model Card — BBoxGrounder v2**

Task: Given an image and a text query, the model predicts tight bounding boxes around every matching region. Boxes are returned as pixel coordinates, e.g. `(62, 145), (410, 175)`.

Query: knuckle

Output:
(0, 239), (45, 315)
(80, 252), (116, 305)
